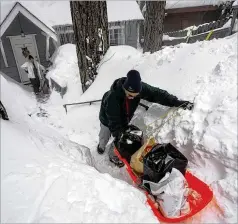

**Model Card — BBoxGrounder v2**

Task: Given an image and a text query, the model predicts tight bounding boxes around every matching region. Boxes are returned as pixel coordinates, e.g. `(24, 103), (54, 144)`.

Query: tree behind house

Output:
(143, 1), (166, 53)
(70, 1), (109, 92)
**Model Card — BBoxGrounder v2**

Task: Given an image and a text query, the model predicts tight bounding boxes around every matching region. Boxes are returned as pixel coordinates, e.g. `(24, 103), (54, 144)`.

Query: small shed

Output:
(0, 2), (59, 84)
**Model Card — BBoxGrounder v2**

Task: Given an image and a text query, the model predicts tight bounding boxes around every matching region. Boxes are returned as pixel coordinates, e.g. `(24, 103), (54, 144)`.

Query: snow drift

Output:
(47, 44), (83, 104)
(1, 75), (157, 223)
(40, 33), (237, 223)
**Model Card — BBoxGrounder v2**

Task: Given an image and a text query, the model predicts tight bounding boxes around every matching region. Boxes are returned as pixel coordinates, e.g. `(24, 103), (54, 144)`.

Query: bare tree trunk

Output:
(70, 1), (109, 92)
(143, 1), (166, 53)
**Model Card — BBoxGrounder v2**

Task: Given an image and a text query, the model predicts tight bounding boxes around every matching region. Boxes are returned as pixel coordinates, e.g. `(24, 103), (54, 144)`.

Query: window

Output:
(109, 24), (125, 46)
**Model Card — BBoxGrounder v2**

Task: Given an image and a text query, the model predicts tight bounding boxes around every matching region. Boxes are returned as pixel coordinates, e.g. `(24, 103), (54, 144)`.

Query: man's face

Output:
(124, 89), (139, 99)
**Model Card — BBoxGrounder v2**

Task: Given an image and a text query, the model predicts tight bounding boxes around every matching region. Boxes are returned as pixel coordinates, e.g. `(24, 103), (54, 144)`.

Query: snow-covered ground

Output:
(47, 44), (83, 103)
(1, 33), (237, 223)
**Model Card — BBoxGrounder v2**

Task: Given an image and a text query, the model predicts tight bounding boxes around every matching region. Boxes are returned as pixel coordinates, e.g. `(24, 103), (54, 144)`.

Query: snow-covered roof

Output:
(107, 1), (143, 22)
(233, 0), (238, 7)
(166, 0), (230, 9)
(0, 2), (58, 40)
(0, 1), (143, 30)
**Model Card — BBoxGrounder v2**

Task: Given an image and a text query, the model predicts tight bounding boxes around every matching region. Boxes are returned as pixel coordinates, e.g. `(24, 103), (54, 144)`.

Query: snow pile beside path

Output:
(134, 35), (237, 223)
(80, 45), (142, 101)
(47, 44), (82, 104)
(0, 73), (37, 121)
(31, 34), (237, 223)
(1, 75), (157, 223)
(75, 34), (236, 223)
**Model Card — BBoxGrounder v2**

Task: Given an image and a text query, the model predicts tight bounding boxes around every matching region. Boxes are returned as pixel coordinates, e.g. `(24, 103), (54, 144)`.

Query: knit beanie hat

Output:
(123, 70), (142, 93)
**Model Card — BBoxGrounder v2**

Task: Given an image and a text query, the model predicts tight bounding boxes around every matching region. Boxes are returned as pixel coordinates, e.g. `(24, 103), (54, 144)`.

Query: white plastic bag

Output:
(143, 168), (190, 217)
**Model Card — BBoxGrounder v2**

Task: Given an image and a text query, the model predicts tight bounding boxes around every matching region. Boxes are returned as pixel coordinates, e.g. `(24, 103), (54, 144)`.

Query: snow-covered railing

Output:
(63, 100), (149, 113)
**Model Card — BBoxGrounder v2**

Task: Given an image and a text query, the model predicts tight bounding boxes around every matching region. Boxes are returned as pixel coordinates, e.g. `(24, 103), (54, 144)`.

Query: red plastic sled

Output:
(114, 148), (213, 223)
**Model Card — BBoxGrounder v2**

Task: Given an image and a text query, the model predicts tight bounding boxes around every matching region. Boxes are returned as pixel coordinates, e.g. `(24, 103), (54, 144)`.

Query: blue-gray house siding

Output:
(54, 20), (143, 49)
(125, 20), (141, 48)
(0, 12), (56, 83)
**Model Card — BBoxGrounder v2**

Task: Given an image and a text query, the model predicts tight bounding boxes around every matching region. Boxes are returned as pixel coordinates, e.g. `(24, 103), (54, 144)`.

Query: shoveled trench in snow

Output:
(1, 74), (160, 223)
(2, 33), (237, 223)
(44, 34), (237, 223)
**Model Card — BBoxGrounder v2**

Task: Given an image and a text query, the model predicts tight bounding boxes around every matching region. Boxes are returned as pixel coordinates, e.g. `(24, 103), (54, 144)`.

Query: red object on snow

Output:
(114, 148), (213, 223)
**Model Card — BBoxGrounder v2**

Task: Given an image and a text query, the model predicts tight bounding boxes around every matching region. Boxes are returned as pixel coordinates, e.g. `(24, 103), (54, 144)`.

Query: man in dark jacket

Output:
(98, 70), (193, 167)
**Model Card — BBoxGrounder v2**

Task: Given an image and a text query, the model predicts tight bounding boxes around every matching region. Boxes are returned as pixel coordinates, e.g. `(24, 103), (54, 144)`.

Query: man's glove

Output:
(112, 126), (129, 148)
(176, 100), (194, 110)
(113, 132), (122, 148)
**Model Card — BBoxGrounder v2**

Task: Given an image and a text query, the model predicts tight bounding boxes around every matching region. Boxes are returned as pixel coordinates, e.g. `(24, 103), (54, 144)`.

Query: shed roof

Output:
(1, 1), (144, 29)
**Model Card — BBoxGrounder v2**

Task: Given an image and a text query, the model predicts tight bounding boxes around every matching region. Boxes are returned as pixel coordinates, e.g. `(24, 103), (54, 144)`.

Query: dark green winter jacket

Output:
(99, 77), (180, 137)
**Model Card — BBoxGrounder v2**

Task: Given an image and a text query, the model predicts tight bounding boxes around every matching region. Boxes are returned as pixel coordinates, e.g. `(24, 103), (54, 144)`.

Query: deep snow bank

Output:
(47, 44), (83, 104)
(1, 75), (158, 222)
(47, 34), (237, 223)
(78, 45), (142, 101)
(28, 34), (237, 223)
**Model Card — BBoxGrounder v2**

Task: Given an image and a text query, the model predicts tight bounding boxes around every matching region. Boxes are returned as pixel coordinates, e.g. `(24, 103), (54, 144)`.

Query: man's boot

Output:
(97, 144), (105, 154)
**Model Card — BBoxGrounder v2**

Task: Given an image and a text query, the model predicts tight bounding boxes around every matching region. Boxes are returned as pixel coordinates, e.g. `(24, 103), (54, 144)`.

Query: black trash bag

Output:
(117, 125), (143, 163)
(142, 143), (188, 185)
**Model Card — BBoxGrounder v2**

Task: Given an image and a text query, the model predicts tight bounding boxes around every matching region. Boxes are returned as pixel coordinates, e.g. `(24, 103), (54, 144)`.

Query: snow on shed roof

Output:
(0, 1), (58, 39)
(1, 1), (143, 28)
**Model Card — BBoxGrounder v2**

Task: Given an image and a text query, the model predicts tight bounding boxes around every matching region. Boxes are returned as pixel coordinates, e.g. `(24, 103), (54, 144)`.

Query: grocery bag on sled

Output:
(114, 144), (213, 223)
(143, 168), (191, 218)
(130, 136), (156, 174)
(142, 143), (188, 184)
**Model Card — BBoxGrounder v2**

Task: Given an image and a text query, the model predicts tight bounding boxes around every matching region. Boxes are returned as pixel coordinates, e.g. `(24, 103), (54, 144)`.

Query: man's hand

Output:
(113, 132), (123, 148)
(177, 100), (194, 110)
(113, 127), (129, 148)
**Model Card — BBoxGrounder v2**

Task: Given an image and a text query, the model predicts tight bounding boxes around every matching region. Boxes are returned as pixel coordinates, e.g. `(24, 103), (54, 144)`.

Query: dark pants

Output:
(30, 76), (40, 94)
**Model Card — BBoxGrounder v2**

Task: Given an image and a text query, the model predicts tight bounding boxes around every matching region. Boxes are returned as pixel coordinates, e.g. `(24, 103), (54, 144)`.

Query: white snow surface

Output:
(1, 74), (157, 222)
(107, 1), (143, 22)
(47, 44), (83, 104)
(0, 1), (143, 28)
(233, 0), (238, 6)
(1, 33), (237, 223)
(42, 34), (237, 223)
